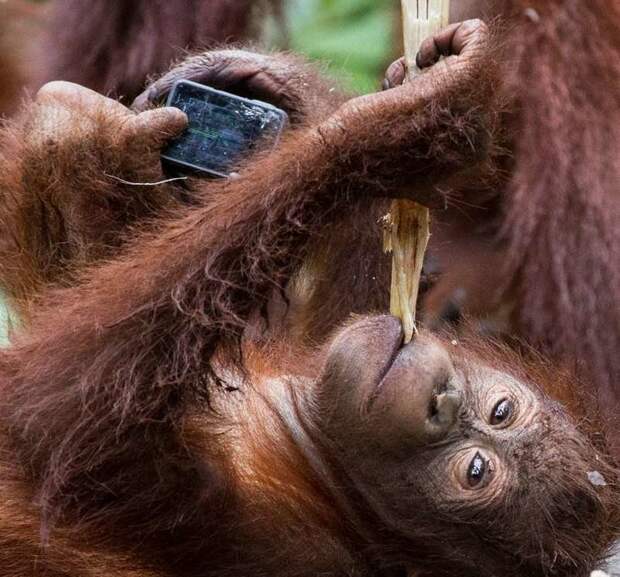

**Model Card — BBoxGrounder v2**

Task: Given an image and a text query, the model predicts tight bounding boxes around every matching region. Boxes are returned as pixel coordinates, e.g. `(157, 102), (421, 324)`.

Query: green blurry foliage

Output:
(285, 0), (396, 94)
(0, 296), (8, 346)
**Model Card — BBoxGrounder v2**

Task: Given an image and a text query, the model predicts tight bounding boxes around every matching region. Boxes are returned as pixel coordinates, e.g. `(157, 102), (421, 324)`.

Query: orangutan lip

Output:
(364, 328), (406, 413)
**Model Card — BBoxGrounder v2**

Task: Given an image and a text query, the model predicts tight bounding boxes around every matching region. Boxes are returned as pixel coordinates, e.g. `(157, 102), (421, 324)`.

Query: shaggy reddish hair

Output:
(500, 0), (620, 455)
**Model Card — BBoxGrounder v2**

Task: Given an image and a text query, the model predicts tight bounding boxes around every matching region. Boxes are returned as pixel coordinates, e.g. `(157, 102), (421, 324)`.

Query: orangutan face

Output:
(315, 315), (614, 576)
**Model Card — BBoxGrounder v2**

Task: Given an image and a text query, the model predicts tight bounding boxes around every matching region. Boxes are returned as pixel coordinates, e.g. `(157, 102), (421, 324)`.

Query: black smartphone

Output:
(161, 80), (288, 178)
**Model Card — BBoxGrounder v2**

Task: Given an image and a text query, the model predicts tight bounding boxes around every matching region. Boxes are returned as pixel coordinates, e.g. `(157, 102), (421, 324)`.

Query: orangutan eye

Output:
(490, 398), (513, 426)
(467, 452), (487, 488)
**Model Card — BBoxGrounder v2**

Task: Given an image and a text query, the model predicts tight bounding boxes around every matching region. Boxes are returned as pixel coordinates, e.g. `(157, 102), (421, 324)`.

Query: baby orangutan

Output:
(0, 20), (617, 577)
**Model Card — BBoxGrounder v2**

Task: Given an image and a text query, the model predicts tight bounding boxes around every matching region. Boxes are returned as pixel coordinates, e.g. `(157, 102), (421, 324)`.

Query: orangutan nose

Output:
(365, 333), (461, 448)
(427, 387), (461, 438)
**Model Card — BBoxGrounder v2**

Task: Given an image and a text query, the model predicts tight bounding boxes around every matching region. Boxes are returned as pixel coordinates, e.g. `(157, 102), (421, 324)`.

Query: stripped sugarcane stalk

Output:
(384, 0), (450, 343)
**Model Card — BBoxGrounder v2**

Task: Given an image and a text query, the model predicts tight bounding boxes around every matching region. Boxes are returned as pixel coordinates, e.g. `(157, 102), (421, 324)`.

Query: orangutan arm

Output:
(0, 88), (188, 317)
(0, 51), (350, 317)
(1, 19), (495, 536)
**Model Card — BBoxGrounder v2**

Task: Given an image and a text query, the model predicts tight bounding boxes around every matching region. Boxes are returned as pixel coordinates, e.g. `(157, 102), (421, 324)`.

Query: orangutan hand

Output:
(10, 81), (189, 274)
(29, 81), (187, 183)
(313, 20), (495, 208)
(383, 20), (490, 90)
(131, 50), (348, 124)
(335, 19), (491, 126)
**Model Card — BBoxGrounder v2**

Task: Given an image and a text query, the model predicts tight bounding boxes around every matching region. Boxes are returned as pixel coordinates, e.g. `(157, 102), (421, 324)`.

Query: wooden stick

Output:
(384, 0), (450, 343)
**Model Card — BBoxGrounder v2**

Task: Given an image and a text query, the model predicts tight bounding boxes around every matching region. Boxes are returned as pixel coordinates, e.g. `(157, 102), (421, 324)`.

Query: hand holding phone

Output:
(162, 80), (288, 178)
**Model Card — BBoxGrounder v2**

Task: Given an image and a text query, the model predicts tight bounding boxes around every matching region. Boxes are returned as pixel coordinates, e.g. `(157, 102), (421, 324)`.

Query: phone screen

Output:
(162, 81), (288, 177)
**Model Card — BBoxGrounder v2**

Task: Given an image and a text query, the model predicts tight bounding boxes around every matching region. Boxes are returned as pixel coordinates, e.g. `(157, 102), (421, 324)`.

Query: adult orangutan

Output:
(38, 0), (282, 102)
(0, 20), (617, 577)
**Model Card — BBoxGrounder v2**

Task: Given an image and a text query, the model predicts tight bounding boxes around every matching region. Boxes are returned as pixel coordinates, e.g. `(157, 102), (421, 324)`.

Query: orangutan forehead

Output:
(460, 364), (536, 395)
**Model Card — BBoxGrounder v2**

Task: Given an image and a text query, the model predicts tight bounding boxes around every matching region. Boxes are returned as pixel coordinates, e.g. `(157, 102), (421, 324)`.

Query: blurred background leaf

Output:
(283, 0), (397, 93)
(0, 295), (8, 346)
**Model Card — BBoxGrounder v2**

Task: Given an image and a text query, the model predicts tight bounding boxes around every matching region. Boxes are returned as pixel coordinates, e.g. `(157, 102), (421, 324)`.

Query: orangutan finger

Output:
(383, 58), (407, 90)
(416, 23), (462, 69)
(123, 107), (188, 148)
(36, 81), (129, 117)
(416, 19), (488, 69)
(445, 19), (488, 55)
